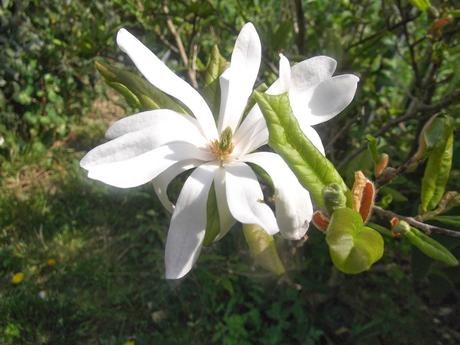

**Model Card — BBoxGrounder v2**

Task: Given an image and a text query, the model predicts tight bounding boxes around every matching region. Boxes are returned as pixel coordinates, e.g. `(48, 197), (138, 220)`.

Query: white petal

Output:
(105, 109), (204, 144)
(213, 167), (236, 240)
(165, 163), (217, 279)
(233, 105), (263, 146)
(217, 23), (261, 133)
(290, 56), (337, 91)
(116, 29), (218, 140)
(152, 159), (202, 213)
(296, 119), (325, 155)
(233, 119), (268, 157)
(266, 53), (291, 95)
(306, 74), (359, 125)
(224, 162), (279, 235)
(243, 152), (313, 240)
(85, 142), (213, 188)
(81, 111), (206, 170)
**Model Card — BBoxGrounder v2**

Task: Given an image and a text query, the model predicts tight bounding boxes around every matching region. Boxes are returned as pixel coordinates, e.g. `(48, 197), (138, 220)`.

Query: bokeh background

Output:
(1, 1), (460, 344)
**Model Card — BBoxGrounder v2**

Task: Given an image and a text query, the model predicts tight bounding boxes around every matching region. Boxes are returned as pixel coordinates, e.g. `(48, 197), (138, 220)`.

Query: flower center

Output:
(209, 127), (234, 163)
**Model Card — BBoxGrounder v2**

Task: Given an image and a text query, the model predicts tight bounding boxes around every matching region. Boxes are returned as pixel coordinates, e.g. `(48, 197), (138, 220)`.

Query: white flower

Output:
(234, 54), (359, 157)
(81, 23), (312, 279)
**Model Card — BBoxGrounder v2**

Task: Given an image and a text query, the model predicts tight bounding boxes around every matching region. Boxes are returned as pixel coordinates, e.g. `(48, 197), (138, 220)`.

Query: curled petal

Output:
(266, 54), (291, 95)
(224, 162), (279, 235)
(165, 163), (217, 279)
(306, 74), (359, 125)
(152, 159), (202, 213)
(217, 23), (261, 133)
(84, 142), (213, 188)
(290, 56), (337, 91)
(116, 28), (218, 140)
(243, 152), (313, 240)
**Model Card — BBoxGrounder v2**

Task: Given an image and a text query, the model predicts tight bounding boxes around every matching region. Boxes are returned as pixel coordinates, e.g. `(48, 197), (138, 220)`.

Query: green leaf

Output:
(405, 227), (458, 266)
(423, 116), (452, 152)
(326, 208), (384, 274)
(367, 222), (393, 238)
(409, 0), (431, 11)
(107, 82), (141, 108)
(433, 215), (460, 228)
(95, 60), (187, 113)
(202, 45), (228, 116)
(254, 92), (350, 207)
(420, 131), (453, 212)
(242, 224), (285, 275)
(203, 183), (220, 246)
(366, 134), (379, 163)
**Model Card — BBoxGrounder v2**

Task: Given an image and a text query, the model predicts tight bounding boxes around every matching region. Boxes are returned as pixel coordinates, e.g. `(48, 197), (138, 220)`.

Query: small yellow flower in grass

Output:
(47, 258), (57, 267)
(124, 340), (135, 345)
(11, 272), (24, 285)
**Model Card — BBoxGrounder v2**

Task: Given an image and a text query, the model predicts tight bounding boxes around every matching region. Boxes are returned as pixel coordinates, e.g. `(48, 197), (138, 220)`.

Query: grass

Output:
(1, 94), (459, 345)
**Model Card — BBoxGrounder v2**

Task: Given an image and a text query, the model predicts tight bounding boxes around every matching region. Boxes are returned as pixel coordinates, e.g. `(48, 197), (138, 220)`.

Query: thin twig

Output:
(292, 0), (305, 54)
(163, 2), (198, 88)
(373, 206), (460, 239)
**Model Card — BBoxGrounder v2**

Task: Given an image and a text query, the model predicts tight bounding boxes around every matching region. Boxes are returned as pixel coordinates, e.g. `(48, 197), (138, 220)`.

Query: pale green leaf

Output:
(95, 60), (187, 113)
(420, 131), (453, 212)
(243, 224), (285, 275)
(433, 215), (460, 228)
(254, 92), (350, 207)
(409, 0), (431, 11)
(326, 208), (384, 274)
(405, 227), (458, 266)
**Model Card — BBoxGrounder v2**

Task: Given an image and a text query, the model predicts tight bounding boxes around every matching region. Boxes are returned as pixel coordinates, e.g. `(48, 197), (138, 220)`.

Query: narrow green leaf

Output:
(405, 227), (458, 266)
(107, 82), (141, 108)
(203, 183), (220, 246)
(367, 222), (393, 238)
(202, 45), (228, 116)
(326, 208), (384, 274)
(433, 215), (460, 228)
(424, 116), (453, 151)
(409, 0), (431, 11)
(254, 92), (350, 207)
(366, 134), (379, 163)
(420, 131), (453, 212)
(242, 224), (285, 275)
(95, 60), (187, 113)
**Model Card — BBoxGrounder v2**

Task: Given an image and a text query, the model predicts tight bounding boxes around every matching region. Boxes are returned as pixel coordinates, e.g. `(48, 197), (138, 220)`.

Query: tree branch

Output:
(373, 206), (460, 239)
(163, 2), (198, 88)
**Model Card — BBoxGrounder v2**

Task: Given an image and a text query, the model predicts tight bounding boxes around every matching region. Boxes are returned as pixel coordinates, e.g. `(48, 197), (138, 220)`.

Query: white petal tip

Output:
(116, 28), (132, 50)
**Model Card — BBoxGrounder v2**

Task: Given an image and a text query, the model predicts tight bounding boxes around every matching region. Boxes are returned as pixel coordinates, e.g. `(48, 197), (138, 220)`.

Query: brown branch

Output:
(346, 14), (420, 49)
(292, 0), (306, 54)
(373, 206), (460, 239)
(163, 2), (198, 88)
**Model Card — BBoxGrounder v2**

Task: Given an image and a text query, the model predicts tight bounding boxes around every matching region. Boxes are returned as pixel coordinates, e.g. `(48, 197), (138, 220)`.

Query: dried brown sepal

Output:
(375, 153), (389, 178)
(359, 180), (375, 223)
(312, 211), (330, 232)
(352, 171), (367, 212)
(390, 217), (399, 227)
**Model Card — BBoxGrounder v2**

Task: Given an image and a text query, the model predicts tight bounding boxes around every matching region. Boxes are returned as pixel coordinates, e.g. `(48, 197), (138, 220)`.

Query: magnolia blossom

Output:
(234, 54), (359, 158)
(81, 23), (314, 279)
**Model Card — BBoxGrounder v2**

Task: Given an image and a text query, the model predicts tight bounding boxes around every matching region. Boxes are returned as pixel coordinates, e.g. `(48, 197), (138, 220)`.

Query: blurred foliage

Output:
(1, 0), (460, 344)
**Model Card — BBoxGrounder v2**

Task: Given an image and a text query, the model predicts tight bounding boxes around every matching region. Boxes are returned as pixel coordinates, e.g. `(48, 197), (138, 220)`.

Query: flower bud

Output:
(375, 153), (389, 177)
(323, 183), (347, 215)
